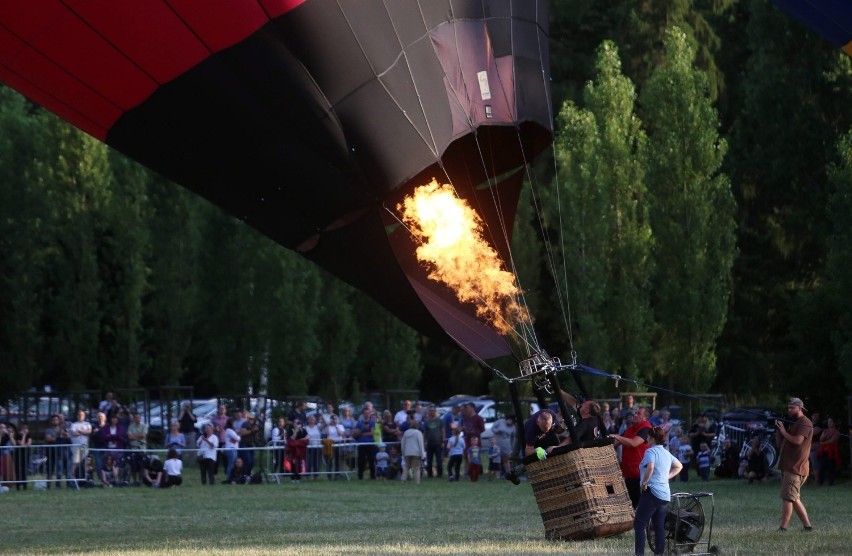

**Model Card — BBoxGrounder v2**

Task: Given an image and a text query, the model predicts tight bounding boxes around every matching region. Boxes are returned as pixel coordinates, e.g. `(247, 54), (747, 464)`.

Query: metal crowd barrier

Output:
(263, 440), (406, 483)
(0, 440), (429, 490)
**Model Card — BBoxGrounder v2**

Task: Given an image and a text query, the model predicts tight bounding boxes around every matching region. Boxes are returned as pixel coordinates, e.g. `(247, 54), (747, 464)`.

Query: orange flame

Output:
(398, 179), (529, 336)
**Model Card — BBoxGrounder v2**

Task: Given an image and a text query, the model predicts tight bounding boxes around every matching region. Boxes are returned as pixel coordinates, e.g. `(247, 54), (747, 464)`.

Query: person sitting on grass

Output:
(81, 454), (98, 488)
(142, 455), (164, 487)
(162, 449), (183, 488)
(227, 457), (249, 485)
(714, 438), (740, 479)
(745, 437), (767, 483)
(386, 445), (401, 481)
(100, 453), (120, 488)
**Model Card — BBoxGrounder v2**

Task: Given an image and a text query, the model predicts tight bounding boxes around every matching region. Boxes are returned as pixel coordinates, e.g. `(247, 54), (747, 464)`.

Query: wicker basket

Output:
(526, 439), (634, 541)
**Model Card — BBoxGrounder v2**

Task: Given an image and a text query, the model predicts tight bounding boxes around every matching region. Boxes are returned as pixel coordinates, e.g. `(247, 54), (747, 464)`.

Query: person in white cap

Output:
(775, 397), (814, 532)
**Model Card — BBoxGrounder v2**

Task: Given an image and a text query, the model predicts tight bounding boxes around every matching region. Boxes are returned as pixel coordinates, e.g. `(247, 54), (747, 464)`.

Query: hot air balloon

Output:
(0, 0), (553, 361)
(770, 0), (852, 55)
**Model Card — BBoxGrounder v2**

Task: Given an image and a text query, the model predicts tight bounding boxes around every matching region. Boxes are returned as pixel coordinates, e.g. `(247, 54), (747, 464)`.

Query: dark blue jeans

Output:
(634, 490), (668, 555)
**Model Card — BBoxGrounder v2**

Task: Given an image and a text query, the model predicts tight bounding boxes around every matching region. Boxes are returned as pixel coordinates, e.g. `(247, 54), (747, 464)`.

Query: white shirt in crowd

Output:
(70, 420), (92, 446)
(196, 433), (219, 460)
(164, 458), (182, 476)
(305, 424), (322, 447)
(326, 423), (345, 442)
(223, 428), (240, 450)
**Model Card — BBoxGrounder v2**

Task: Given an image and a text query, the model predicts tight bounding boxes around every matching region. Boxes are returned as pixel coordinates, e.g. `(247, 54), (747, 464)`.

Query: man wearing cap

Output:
(775, 397), (814, 532)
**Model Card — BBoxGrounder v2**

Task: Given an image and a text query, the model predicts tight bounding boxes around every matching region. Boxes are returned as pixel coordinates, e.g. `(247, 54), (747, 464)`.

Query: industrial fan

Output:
(648, 492), (720, 555)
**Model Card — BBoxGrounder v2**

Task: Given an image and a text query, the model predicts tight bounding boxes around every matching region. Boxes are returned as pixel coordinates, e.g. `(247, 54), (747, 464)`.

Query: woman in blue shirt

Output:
(635, 426), (683, 555)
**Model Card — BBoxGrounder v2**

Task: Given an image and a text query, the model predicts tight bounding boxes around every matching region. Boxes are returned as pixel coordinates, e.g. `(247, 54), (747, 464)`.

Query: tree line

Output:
(530, 1), (852, 418)
(2, 1), (852, 416)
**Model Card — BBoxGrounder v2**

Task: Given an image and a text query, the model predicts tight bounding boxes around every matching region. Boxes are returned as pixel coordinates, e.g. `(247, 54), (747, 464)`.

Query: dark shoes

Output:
(778, 526), (813, 532)
(505, 470), (521, 485)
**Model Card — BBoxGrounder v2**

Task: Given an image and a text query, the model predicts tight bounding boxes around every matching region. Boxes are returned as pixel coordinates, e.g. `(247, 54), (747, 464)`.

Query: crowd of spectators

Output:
(0, 397), (504, 490)
(1, 393), (846, 492)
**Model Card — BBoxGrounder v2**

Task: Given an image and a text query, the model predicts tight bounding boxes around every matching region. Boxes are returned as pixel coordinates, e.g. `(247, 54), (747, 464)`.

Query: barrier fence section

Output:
(264, 440), (415, 483)
(0, 441), (434, 489)
(0, 444), (176, 490)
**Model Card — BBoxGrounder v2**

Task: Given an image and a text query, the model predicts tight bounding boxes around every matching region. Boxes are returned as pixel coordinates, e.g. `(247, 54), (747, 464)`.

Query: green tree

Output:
(0, 89), (49, 392)
(310, 277), (358, 401)
(549, 0), (734, 109)
(259, 246), (322, 397)
(140, 176), (203, 387)
(641, 27), (736, 392)
(545, 40), (653, 384)
(826, 130), (852, 392)
(187, 206), (254, 394)
(96, 153), (149, 388)
(716, 2), (852, 396)
(34, 114), (113, 390)
(352, 294), (422, 394)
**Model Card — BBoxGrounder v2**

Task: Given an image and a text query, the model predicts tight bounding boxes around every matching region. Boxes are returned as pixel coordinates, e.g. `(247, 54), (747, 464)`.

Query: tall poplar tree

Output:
(35, 114), (113, 390)
(545, 40), (653, 383)
(141, 176), (203, 387)
(825, 131), (852, 392)
(0, 90), (49, 392)
(641, 28), (736, 392)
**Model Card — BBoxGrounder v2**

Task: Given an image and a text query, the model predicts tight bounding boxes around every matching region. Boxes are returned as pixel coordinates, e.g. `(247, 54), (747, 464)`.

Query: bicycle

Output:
(710, 421), (778, 470)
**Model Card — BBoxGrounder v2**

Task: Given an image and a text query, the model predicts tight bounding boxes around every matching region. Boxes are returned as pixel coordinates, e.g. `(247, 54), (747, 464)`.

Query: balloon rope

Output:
(343, 1), (441, 159)
(532, 0), (575, 352)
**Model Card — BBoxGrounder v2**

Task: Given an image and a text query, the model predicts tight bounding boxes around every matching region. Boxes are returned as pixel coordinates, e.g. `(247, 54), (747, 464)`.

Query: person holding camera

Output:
(196, 424), (218, 485)
(775, 397), (814, 532)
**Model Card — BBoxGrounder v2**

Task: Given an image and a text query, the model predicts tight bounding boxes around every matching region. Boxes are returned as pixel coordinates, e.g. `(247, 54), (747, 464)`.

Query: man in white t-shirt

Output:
(69, 410), (92, 481)
(394, 400), (412, 426)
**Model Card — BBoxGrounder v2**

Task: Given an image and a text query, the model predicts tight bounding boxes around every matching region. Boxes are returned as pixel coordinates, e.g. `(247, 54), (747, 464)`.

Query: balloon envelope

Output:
(0, 0), (553, 360)
(770, 0), (852, 56)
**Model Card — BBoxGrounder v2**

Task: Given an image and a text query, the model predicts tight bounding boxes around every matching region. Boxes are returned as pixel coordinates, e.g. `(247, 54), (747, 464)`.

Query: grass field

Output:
(0, 472), (847, 555)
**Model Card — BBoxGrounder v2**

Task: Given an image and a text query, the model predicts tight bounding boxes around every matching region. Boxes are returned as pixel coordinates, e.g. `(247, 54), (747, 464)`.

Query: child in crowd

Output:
(697, 442), (711, 481)
(100, 454), (120, 488)
(162, 448), (183, 487)
(386, 445), (401, 481)
(744, 437), (768, 483)
(487, 437), (501, 480)
(81, 454), (98, 488)
(446, 428), (466, 482)
(668, 428), (681, 456)
(375, 443), (389, 480)
(677, 432), (693, 482)
(467, 436), (482, 482)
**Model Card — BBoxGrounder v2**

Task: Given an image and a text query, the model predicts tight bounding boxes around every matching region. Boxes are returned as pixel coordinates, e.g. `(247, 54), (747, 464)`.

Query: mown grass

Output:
(0, 473), (847, 555)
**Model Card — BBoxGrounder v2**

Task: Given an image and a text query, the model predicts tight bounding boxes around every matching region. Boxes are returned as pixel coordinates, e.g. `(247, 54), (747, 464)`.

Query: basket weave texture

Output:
(526, 442), (634, 541)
